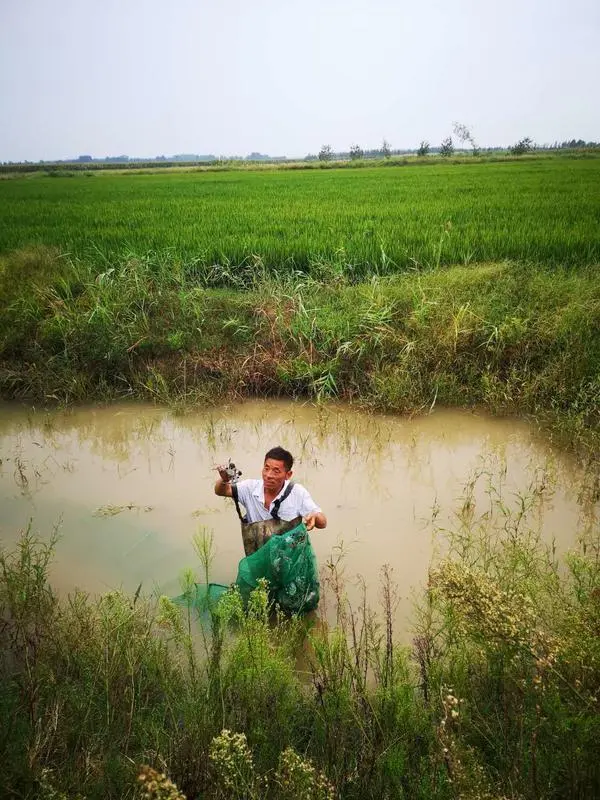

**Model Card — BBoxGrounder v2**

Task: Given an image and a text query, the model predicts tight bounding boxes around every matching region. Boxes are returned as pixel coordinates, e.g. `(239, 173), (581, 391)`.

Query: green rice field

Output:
(1, 156), (599, 274)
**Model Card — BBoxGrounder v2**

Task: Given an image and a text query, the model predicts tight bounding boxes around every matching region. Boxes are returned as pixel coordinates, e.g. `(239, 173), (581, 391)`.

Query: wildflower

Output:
(209, 729), (258, 797)
(274, 747), (334, 800)
(137, 765), (185, 800)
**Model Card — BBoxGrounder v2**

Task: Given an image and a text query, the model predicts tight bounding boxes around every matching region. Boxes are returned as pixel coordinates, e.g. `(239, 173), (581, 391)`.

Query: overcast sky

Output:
(1, 0), (598, 161)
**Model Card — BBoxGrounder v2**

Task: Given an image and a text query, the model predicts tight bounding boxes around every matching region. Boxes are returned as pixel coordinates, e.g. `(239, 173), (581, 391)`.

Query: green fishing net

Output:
(174, 521), (319, 620)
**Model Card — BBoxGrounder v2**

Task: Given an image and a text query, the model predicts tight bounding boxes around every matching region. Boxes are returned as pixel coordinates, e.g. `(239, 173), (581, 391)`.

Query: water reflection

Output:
(0, 400), (597, 637)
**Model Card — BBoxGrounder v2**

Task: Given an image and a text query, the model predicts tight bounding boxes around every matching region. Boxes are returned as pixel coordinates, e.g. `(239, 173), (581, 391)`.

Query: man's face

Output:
(262, 458), (292, 493)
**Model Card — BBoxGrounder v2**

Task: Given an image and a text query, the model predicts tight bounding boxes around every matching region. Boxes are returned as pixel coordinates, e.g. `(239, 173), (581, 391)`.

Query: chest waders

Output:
(232, 481), (302, 556)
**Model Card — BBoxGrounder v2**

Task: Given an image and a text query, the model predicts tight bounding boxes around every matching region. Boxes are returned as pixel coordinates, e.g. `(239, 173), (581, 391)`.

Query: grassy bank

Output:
(1, 247), (599, 455)
(1, 158), (599, 270)
(1, 474), (599, 799)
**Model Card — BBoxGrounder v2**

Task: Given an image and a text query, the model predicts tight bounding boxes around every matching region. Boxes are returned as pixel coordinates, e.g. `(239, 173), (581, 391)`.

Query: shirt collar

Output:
(252, 479), (289, 502)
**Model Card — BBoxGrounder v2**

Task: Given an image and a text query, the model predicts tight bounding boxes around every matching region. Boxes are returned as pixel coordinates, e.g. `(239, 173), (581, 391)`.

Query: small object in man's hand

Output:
(224, 459), (242, 484)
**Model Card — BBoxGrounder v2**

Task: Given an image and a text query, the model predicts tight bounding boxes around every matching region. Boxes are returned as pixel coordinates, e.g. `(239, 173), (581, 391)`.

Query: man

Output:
(215, 445), (327, 555)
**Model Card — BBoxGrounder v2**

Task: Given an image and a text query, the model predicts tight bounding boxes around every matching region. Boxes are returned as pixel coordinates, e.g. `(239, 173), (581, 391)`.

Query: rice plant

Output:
(0, 158), (598, 274)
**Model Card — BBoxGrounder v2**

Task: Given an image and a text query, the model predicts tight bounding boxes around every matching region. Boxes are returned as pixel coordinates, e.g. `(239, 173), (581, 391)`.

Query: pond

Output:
(0, 400), (595, 636)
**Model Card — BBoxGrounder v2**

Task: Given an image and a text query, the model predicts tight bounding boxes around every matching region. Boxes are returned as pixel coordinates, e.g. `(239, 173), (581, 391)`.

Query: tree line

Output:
(314, 125), (600, 162)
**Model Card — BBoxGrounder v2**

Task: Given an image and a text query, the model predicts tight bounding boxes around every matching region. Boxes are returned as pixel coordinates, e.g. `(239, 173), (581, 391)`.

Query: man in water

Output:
(215, 445), (327, 555)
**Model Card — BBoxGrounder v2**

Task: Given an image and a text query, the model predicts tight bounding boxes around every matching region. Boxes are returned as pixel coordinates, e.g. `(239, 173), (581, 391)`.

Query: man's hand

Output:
(216, 465), (230, 482)
(303, 511), (327, 531)
(214, 465), (233, 497)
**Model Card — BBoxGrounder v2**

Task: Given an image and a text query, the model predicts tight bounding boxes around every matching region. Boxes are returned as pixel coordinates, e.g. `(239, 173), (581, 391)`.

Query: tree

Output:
(452, 121), (480, 156)
(381, 139), (391, 158)
(318, 144), (333, 162)
(349, 144), (364, 160)
(440, 137), (454, 157)
(510, 137), (534, 155)
(417, 140), (430, 157)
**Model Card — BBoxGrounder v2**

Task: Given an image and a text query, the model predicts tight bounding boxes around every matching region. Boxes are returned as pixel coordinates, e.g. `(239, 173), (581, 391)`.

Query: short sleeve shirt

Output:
(233, 479), (321, 523)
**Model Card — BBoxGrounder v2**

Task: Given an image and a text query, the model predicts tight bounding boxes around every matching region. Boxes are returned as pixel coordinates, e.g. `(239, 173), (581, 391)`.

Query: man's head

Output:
(262, 446), (293, 493)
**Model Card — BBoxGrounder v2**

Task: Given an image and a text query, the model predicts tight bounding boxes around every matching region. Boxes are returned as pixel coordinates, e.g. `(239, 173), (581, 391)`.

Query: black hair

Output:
(264, 446), (294, 471)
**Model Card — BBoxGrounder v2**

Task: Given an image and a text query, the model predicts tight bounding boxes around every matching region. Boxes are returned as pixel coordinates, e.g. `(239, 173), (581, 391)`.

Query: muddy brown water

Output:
(0, 400), (596, 638)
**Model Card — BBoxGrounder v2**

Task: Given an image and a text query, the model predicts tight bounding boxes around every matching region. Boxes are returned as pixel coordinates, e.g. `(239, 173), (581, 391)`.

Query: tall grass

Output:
(1, 473), (598, 799)
(0, 158), (599, 271)
(415, 464), (600, 799)
(0, 528), (440, 799)
(1, 248), (599, 455)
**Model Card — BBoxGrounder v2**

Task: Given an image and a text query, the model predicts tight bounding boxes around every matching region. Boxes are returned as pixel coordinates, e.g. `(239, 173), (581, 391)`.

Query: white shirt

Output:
(233, 479), (321, 523)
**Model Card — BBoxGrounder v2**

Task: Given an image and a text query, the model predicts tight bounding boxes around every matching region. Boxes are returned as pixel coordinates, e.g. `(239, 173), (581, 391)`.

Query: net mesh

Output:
(174, 521), (319, 619)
